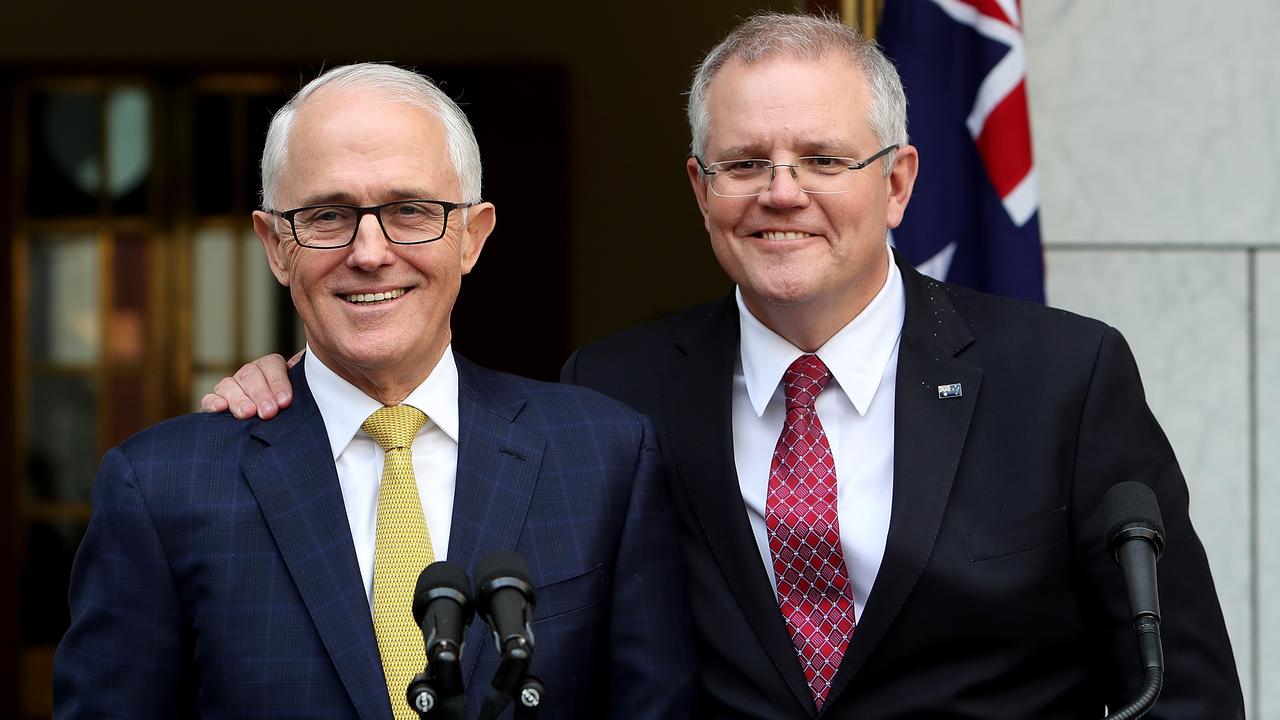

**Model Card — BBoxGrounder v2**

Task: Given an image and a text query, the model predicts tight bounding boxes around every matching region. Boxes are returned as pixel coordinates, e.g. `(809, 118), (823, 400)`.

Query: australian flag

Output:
(878, 0), (1045, 303)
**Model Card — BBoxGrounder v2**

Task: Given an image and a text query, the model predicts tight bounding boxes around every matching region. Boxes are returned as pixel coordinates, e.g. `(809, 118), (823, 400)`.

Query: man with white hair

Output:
(203, 13), (1243, 719)
(53, 63), (694, 720)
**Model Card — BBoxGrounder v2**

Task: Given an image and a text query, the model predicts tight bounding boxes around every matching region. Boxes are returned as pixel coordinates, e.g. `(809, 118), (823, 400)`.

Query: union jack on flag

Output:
(878, 0), (1045, 302)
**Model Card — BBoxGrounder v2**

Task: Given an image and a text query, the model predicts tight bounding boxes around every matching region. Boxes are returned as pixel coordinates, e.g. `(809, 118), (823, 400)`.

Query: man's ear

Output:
(253, 210), (292, 286)
(686, 157), (712, 233)
(459, 202), (496, 275)
(885, 144), (919, 230)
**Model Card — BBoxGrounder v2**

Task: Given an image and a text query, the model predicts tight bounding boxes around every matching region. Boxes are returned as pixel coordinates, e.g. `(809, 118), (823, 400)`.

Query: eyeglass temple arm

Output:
(848, 144), (901, 170)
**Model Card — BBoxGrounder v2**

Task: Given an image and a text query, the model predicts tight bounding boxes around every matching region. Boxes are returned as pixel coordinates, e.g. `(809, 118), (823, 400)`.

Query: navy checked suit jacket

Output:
(54, 354), (694, 719)
(561, 252), (1242, 719)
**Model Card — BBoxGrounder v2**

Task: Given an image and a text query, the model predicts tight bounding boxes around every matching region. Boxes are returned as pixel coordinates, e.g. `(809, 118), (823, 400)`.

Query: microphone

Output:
(474, 551), (537, 720)
(410, 562), (474, 704)
(1102, 481), (1165, 719)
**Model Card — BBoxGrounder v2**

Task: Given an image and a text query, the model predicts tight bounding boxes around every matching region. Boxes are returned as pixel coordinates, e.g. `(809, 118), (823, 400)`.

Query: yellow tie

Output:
(363, 405), (435, 720)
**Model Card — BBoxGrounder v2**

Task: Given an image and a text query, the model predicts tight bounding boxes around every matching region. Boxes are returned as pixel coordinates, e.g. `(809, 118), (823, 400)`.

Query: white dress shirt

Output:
(733, 249), (904, 619)
(305, 346), (459, 611)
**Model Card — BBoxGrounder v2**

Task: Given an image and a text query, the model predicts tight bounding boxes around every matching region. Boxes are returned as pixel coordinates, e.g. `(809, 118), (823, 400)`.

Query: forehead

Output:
(703, 54), (874, 156)
(280, 86), (457, 204)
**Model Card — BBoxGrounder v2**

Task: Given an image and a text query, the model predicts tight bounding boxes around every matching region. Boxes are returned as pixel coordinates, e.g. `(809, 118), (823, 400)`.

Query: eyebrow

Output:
(801, 141), (860, 157)
(710, 140), (859, 160)
(712, 145), (766, 160)
(291, 188), (441, 208)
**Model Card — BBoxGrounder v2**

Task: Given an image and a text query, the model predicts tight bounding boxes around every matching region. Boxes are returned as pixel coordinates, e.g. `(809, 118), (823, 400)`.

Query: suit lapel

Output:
(447, 356), (546, 686)
(825, 255), (982, 707)
(659, 297), (818, 716)
(240, 361), (390, 720)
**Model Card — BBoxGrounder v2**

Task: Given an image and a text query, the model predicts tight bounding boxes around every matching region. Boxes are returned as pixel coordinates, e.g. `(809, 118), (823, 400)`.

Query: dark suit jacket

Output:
(561, 254), (1243, 719)
(54, 354), (694, 719)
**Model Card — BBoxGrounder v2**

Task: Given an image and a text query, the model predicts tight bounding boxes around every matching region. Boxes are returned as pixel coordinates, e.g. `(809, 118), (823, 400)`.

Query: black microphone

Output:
(1102, 481), (1165, 719)
(474, 551), (537, 720)
(411, 561), (474, 701)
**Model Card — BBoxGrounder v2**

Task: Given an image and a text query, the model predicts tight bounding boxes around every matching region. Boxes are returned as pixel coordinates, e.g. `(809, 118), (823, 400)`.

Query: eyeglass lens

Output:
(711, 157), (869, 196)
(293, 201), (448, 247)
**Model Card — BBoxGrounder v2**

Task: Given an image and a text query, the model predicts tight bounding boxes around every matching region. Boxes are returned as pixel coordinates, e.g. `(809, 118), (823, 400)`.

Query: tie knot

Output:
(362, 405), (428, 451)
(783, 354), (831, 411)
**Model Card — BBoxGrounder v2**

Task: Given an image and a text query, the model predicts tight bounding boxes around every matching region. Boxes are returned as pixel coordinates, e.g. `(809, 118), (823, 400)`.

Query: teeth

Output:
(345, 288), (407, 304)
(762, 231), (812, 241)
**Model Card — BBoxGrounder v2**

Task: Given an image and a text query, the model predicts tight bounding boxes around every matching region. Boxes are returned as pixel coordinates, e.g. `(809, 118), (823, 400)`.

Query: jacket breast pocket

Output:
(962, 506), (1067, 562)
(531, 562), (606, 623)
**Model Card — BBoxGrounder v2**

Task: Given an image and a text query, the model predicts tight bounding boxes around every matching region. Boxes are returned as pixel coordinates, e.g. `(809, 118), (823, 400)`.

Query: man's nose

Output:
(347, 213), (395, 269)
(759, 163), (809, 207)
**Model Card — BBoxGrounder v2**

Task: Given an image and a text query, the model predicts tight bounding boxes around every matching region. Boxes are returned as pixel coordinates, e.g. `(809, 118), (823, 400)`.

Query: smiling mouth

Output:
(344, 288), (408, 304)
(756, 231), (813, 240)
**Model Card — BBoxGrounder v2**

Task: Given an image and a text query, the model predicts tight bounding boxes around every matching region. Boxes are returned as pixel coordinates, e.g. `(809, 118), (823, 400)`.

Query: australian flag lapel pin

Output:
(937, 383), (963, 399)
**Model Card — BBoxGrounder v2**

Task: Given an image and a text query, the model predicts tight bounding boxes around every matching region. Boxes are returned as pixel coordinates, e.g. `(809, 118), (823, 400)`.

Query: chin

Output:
(323, 337), (411, 371)
(745, 271), (822, 307)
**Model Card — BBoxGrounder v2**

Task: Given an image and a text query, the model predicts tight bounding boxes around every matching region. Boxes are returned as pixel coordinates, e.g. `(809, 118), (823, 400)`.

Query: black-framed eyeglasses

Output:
(267, 199), (477, 249)
(694, 144), (900, 198)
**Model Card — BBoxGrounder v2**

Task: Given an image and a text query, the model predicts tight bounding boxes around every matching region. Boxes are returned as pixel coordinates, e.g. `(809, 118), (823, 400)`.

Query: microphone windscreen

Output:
(475, 550), (533, 590)
(1102, 481), (1165, 542)
(474, 550), (536, 618)
(413, 561), (472, 624)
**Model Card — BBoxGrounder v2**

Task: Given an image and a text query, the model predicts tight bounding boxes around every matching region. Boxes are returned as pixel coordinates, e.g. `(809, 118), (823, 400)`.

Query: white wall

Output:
(1025, 1), (1280, 715)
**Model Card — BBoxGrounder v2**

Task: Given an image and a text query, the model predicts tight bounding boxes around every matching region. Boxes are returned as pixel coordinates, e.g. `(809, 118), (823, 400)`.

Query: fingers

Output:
(232, 355), (291, 419)
(199, 353), (297, 420)
(214, 371), (263, 420)
(286, 349), (304, 369)
(199, 393), (230, 413)
(258, 353), (295, 411)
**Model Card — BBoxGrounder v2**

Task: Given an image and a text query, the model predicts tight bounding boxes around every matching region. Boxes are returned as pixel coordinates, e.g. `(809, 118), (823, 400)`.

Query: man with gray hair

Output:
(53, 63), (694, 719)
(204, 12), (1243, 719)
(564, 12), (1241, 718)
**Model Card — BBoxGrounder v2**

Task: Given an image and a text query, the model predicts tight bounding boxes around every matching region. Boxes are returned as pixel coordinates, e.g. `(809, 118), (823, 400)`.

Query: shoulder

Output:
(913, 269), (1118, 366)
(87, 412), (261, 515)
(956, 282), (1107, 337)
(460, 360), (652, 439)
(462, 364), (663, 482)
(115, 410), (257, 460)
(108, 400), (317, 484)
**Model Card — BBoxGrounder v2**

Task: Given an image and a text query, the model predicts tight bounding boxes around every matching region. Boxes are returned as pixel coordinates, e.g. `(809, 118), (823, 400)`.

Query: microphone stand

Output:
(474, 552), (542, 720)
(1104, 531), (1164, 720)
(1105, 615), (1163, 720)
(511, 675), (544, 719)
(1103, 484), (1166, 720)
(477, 640), (543, 720)
(408, 562), (475, 720)
(409, 668), (540, 720)
(407, 672), (444, 718)
(478, 672), (542, 719)
(406, 654), (468, 720)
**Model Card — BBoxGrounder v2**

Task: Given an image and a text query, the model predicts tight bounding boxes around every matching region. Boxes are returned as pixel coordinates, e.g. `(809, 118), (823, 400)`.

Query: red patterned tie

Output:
(767, 353), (855, 709)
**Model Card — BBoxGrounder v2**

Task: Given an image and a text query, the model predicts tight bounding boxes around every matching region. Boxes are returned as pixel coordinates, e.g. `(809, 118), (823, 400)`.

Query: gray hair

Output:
(688, 12), (908, 175)
(260, 63), (483, 210)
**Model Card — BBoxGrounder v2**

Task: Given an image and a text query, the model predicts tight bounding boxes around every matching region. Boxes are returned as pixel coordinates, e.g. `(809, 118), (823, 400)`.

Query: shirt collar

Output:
(304, 345), (461, 460)
(736, 247), (905, 418)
